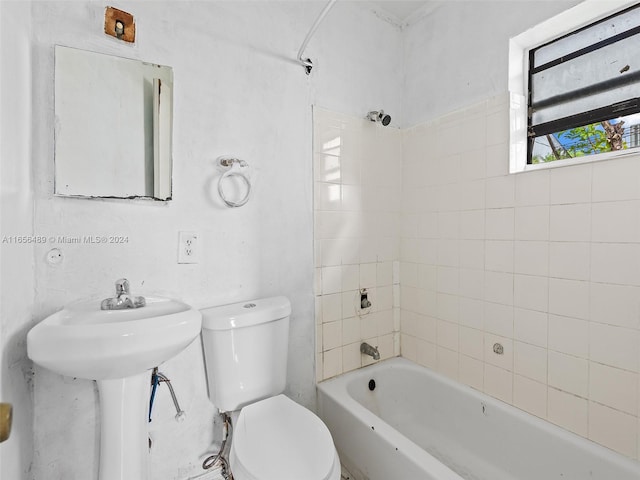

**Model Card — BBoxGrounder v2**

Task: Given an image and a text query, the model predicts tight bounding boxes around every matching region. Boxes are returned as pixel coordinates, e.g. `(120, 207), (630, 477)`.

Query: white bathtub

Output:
(317, 357), (640, 480)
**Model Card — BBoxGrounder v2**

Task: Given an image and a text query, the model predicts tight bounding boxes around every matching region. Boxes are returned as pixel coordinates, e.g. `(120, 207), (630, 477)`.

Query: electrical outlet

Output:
(178, 231), (199, 264)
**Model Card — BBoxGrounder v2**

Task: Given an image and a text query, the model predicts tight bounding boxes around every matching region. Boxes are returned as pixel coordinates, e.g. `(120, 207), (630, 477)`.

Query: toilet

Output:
(200, 296), (341, 480)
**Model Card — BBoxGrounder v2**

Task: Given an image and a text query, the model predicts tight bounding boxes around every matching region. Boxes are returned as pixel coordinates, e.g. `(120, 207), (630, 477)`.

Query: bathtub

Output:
(317, 357), (640, 480)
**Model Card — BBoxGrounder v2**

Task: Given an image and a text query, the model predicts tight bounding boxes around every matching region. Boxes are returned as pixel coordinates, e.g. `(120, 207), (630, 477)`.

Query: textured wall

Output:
(401, 0), (582, 128)
(9, 0), (636, 476)
(0, 2), (35, 478)
(0, 1), (403, 478)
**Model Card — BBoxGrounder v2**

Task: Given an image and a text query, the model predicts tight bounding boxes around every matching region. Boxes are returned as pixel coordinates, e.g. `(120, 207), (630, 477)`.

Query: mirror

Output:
(54, 46), (173, 200)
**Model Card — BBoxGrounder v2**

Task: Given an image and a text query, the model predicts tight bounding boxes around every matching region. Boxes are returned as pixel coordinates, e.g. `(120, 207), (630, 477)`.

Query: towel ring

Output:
(217, 157), (251, 208)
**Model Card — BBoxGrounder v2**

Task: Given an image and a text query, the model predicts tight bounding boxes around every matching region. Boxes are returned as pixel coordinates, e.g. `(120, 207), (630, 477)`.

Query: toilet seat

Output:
(230, 394), (340, 480)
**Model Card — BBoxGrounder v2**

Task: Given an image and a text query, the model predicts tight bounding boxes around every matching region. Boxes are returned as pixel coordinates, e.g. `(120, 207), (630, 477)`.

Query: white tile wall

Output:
(549, 164), (592, 204)
(589, 362), (637, 415)
(514, 206), (549, 240)
(314, 108), (401, 380)
(549, 242), (590, 281)
(591, 243), (640, 285)
(514, 308), (548, 347)
(589, 402), (638, 458)
(515, 170), (549, 206)
(548, 350), (588, 397)
(514, 341), (547, 384)
(591, 201), (640, 243)
(548, 387), (588, 437)
(548, 314), (589, 358)
(317, 99), (640, 460)
(590, 283), (640, 329)
(514, 275), (548, 312)
(401, 95), (640, 460)
(592, 158), (640, 202)
(513, 375), (547, 418)
(485, 208), (514, 240)
(484, 363), (513, 403)
(514, 241), (549, 276)
(549, 204), (591, 241)
(459, 355), (484, 391)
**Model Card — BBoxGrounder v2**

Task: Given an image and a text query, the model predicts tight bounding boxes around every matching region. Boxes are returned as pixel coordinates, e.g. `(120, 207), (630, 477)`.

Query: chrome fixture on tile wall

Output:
(367, 110), (391, 126)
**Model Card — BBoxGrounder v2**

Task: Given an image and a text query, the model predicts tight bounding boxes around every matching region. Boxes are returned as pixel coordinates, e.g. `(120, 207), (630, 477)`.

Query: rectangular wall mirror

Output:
(54, 45), (173, 200)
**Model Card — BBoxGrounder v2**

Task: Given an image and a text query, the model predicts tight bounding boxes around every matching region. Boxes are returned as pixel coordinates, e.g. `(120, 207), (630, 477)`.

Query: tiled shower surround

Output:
(315, 96), (640, 460)
(314, 108), (402, 382)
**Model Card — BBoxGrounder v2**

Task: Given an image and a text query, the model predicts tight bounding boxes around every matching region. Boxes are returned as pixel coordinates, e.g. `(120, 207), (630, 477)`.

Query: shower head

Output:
(367, 110), (391, 126)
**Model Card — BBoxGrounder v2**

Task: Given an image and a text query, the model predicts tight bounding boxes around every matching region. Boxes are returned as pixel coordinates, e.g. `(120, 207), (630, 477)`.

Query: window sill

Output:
(519, 147), (640, 173)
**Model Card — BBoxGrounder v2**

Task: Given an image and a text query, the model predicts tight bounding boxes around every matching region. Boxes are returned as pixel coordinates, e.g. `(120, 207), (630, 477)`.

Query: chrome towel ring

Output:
(217, 157), (251, 208)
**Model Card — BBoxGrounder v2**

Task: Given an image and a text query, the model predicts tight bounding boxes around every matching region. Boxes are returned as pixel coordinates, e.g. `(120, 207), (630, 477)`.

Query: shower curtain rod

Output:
(297, 0), (338, 74)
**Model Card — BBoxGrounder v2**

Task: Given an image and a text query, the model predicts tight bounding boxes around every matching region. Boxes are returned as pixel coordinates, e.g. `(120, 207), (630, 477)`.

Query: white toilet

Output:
(200, 296), (341, 480)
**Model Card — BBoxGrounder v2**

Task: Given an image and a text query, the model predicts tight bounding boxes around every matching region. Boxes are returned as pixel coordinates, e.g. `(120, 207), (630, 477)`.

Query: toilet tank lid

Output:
(200, 296), (291, 331)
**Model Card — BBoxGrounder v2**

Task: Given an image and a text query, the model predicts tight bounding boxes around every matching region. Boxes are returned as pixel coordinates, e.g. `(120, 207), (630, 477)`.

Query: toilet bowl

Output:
(230, 395), (340, 480)
(200, 297), (340, 480)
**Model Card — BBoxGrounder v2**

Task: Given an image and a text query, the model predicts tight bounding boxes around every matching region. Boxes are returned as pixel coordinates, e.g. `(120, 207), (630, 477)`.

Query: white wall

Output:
(402, 0), (581, 128)
(0, 1), (35, 478)
(0, 1), (404, 478)
(9, 0), (637, 476)
(400, 1), (640, 460)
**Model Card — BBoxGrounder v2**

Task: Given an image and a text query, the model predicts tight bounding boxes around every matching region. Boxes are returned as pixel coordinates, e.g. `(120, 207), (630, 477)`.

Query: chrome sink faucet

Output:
(100, 278), (146, 310)
(360, 342), (380, 360)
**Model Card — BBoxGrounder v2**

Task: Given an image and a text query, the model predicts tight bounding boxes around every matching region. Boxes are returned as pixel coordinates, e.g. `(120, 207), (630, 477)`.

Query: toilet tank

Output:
(200, 296), (291, 412)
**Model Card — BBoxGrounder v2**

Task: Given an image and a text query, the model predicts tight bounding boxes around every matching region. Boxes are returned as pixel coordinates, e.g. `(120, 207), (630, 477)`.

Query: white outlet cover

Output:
(178, 231), (200, 264)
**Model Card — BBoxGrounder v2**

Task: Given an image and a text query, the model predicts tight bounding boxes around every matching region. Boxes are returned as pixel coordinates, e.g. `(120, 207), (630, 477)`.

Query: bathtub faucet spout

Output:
(360, 342), (380, 360)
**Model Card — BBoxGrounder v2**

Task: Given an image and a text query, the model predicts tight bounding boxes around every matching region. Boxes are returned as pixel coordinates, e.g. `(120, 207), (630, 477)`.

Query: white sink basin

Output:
(27, 296), (201, 380)
(27, 294), (202, 480)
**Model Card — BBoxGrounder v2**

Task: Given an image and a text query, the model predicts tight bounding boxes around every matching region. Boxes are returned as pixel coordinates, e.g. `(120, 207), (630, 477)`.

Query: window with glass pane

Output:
(528, 4), (640, 164)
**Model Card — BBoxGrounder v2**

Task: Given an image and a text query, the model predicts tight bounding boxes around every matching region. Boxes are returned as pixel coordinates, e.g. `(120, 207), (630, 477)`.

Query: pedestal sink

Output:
(27, 295), (202, 480)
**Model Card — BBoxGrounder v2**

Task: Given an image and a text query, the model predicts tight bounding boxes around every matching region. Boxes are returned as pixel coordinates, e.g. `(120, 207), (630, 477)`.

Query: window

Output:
(509, 0), (640, 172)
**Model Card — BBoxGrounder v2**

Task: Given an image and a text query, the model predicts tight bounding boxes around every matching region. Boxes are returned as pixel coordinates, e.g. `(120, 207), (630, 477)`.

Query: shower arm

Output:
(296, 0), (337, 74)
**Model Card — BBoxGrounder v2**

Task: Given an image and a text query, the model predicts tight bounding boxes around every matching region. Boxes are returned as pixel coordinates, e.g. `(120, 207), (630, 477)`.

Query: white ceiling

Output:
(367, 0), (432, 25)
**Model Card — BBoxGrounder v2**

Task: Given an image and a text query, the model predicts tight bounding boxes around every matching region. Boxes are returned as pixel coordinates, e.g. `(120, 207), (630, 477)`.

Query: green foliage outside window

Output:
(531, 120), (628, 164)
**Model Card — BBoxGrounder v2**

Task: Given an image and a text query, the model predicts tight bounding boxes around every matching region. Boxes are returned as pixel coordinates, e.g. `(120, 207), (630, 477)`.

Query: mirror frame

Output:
(54, 45), (174, 201)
